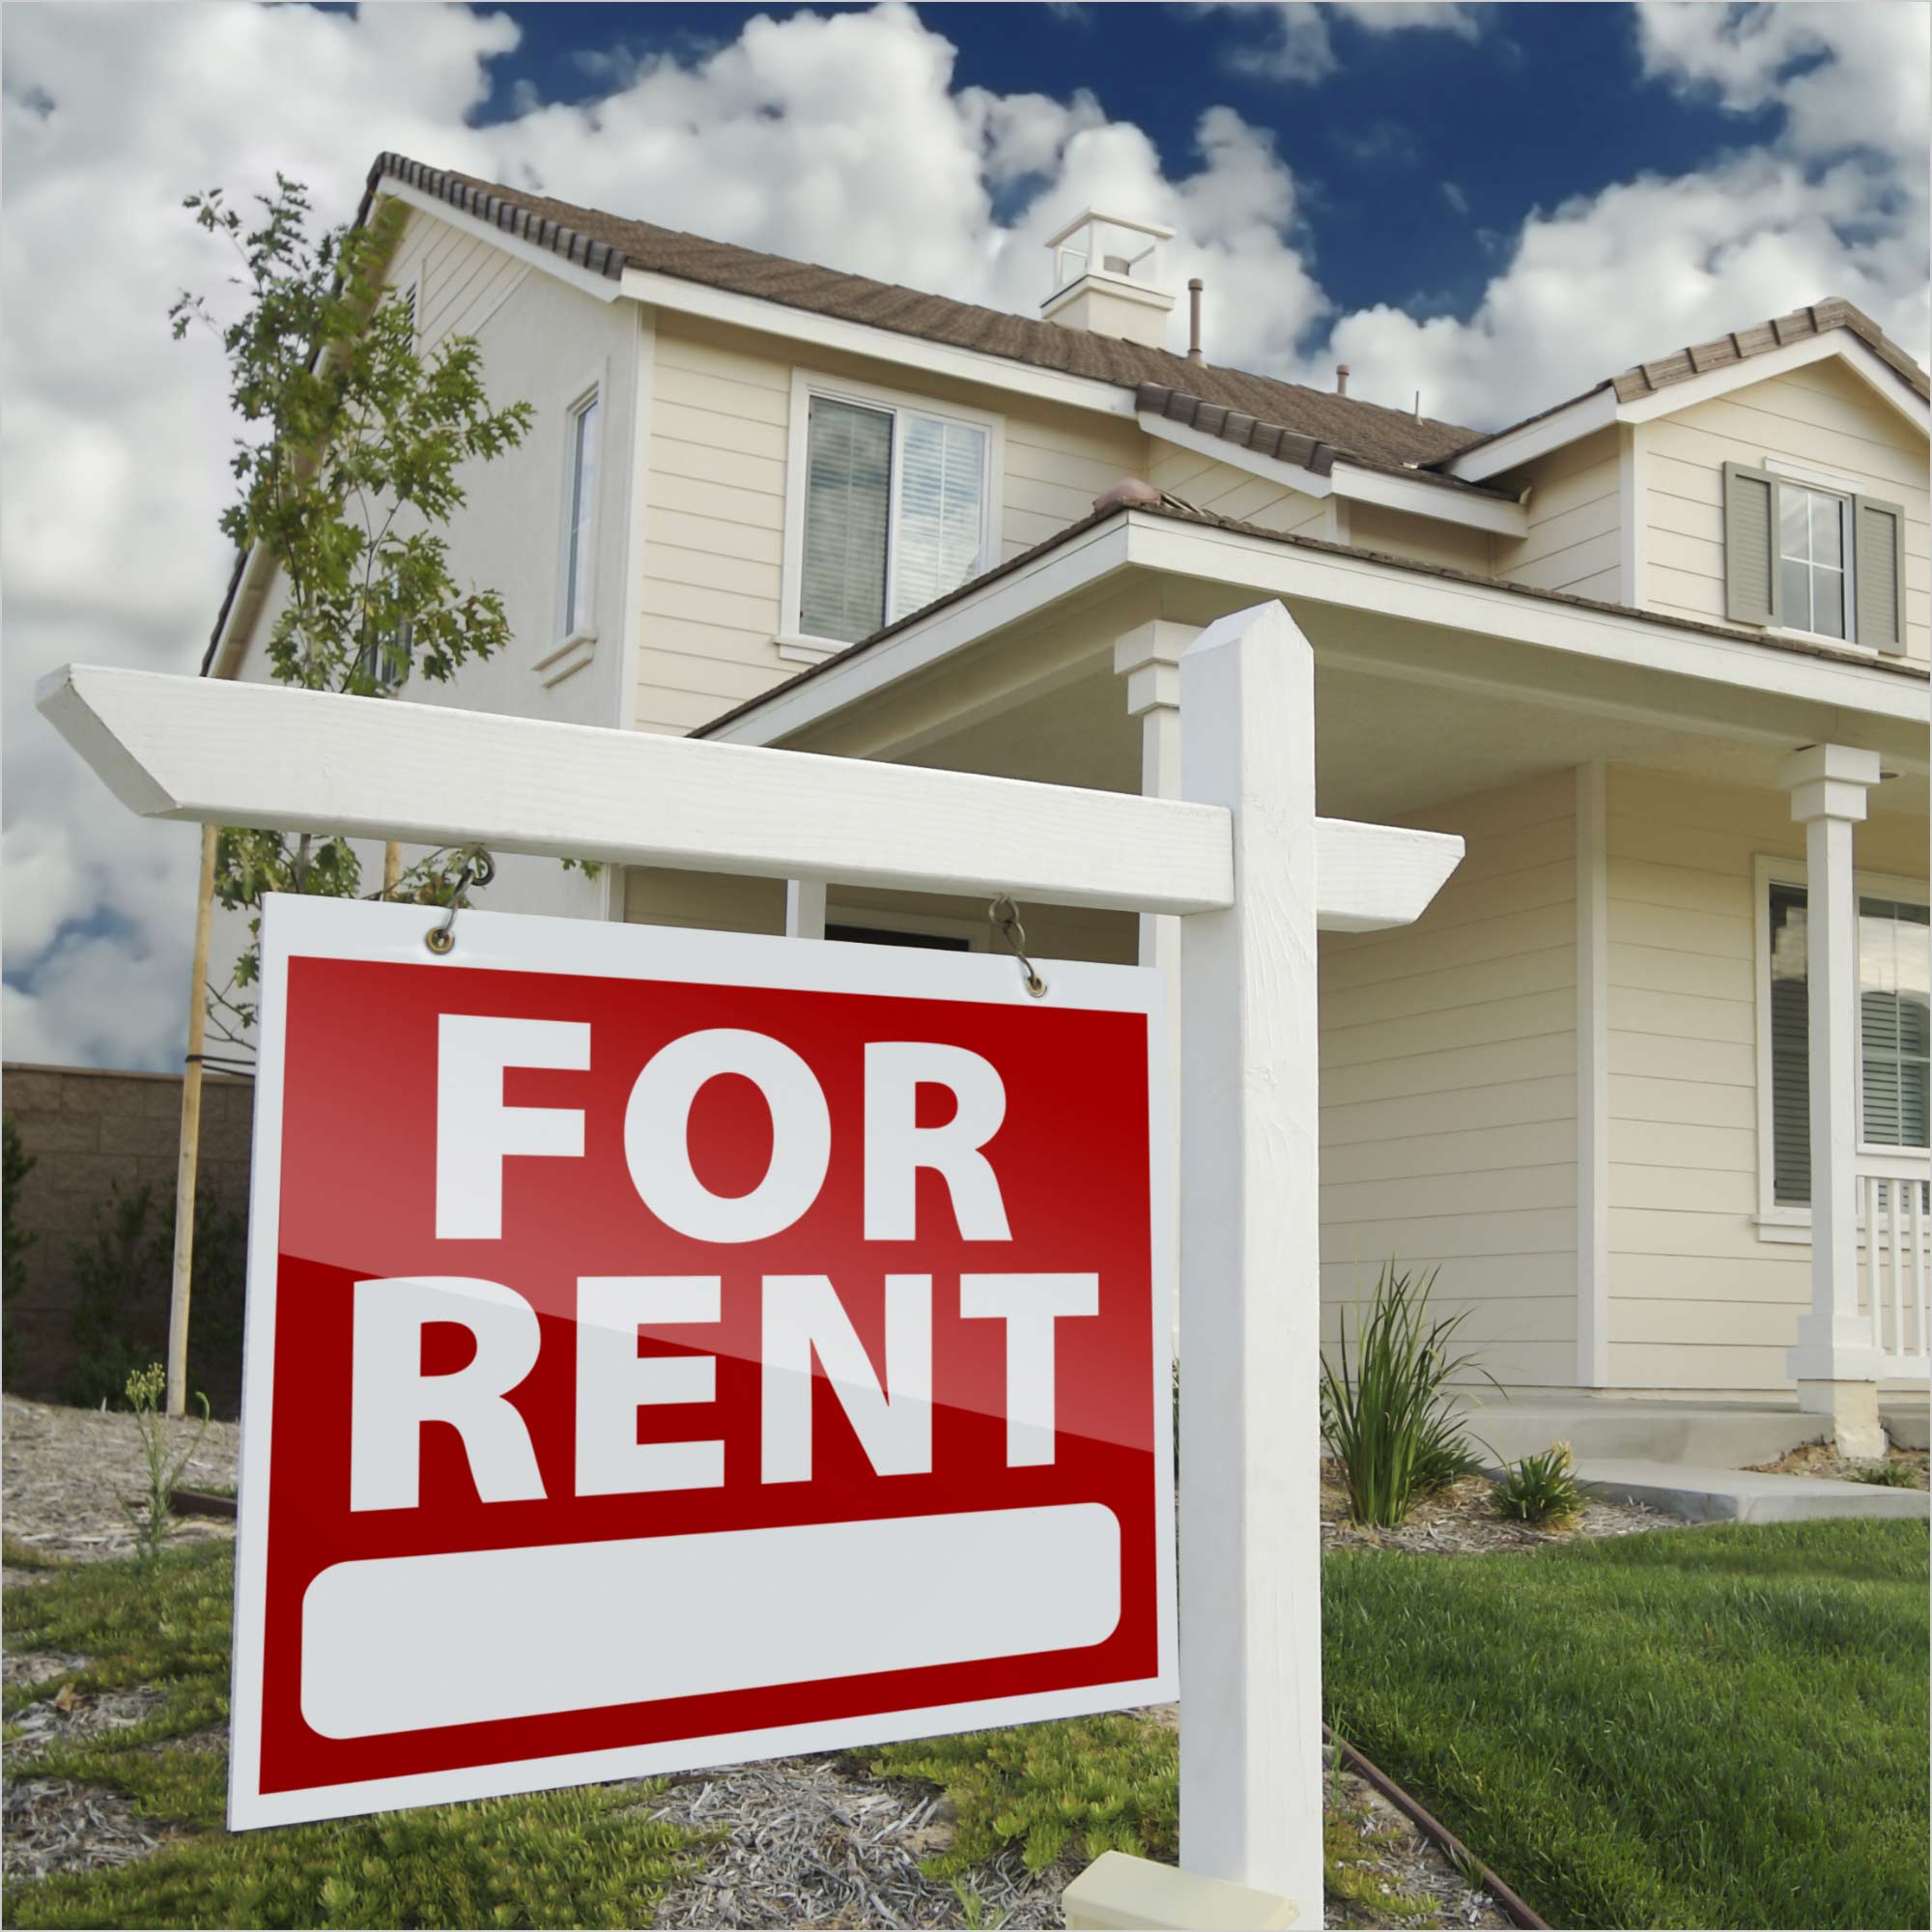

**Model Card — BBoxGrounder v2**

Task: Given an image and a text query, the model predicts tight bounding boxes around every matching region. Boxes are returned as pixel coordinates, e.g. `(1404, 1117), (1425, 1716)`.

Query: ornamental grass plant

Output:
(1321, 1261), (1490, 1528)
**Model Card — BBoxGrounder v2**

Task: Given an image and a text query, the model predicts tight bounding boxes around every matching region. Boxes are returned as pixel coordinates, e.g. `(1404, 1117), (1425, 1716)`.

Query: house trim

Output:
(1137, 410), (1333, 498)
(1750, 852), (1932, 1240)
(614, 304), (655, 746)
(779, 365), (1007, 659)
(1576, 761), (1609, 1388)
(1448, 334), (1929, 483)
(380, 180), (626, 305)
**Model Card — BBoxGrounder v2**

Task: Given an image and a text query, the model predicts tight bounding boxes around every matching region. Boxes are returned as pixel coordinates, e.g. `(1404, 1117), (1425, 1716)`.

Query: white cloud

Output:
(1224, 2), (1483, 82)
(1439, 180), (1470, 215)
(2, 0), (1924, 1070)
(1310, 2), (1929, 419)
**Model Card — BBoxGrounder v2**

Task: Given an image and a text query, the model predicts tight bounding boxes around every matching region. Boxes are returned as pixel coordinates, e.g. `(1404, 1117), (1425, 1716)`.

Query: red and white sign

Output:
(229, 895), (1175, 1828)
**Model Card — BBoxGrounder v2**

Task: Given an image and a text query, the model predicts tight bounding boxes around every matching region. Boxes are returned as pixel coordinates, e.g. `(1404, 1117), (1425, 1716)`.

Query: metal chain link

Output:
(424, 846), (497, 955)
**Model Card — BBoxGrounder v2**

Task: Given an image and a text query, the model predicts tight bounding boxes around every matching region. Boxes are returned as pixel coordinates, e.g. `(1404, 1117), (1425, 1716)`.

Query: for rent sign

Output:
(229, 895), (1175, 1827)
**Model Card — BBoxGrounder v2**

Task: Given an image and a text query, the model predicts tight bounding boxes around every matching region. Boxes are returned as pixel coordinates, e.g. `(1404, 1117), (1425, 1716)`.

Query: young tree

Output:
(172, 176), (542, 1043)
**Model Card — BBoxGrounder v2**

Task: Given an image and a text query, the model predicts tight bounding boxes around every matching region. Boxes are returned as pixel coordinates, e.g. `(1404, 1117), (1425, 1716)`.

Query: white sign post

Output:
(40, 602), (1461, 1926)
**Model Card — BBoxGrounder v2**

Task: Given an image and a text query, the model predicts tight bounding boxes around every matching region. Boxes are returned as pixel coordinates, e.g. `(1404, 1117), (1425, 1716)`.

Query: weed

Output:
(1492, 1441), (1583, 1526)
(120, 1364), (211, 1562)
(1851, 1461), (1922, 1488)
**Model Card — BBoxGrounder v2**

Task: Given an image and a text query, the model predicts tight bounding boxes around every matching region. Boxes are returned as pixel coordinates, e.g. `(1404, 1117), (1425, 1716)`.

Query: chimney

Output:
(1335, 364), (1350, 397)
(1041, 210), (1177, 349)
(1187, 278), (1205, 365)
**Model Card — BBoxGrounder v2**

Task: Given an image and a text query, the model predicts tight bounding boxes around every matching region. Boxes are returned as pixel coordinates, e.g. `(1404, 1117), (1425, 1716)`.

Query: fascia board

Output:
(1137, 412), (1331, 497)
(1329, 464), (1526, 537)
(1611, 331), (1929, 434)
(380, 181), (626, 303)
(702, 519), (1135, 746)
(1444, 389), (1618, 481)
(620, 267), (1137, 420)
(1120, 512), (1929, 728)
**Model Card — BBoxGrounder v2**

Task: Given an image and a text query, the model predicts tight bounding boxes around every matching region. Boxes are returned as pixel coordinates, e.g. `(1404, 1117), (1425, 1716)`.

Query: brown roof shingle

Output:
(371, 153), (1482, 472)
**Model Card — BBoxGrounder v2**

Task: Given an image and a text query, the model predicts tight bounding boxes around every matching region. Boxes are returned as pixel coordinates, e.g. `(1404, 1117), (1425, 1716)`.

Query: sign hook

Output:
(424, 846), (497, 955)
(988, 895), (1048, 999)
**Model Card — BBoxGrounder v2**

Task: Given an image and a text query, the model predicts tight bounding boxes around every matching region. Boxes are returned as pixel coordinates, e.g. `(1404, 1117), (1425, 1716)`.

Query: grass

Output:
(2, 1540), (703, 1930)
(1324, 1519), (1930, 1930)
(1851, 1461), (1922, 1488)
(9, 1522), (1926, 1929)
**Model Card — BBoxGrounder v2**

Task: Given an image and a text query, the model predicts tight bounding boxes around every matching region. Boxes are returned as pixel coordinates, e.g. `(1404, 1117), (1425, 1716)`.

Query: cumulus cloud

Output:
(1223, 2), (1484, 82)
(1309, 1), (1929, 420)
(2, 0), (1924, 1069)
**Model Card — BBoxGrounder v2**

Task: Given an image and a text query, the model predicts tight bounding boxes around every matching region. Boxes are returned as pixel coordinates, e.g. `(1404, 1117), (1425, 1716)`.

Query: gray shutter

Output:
(1722, 462), (1777, 625)
(1853, 496), (1906, 653)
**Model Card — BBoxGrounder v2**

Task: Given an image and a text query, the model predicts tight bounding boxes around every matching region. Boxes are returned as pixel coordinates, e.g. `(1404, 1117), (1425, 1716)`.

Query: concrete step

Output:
(1571, 1458), (1930, 1524)
(1451, 1399), (1825, 1469)
(1882, 1401), (1930, 1452)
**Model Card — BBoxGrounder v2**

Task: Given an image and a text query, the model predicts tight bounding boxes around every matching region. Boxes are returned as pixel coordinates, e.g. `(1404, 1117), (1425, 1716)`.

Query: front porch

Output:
(671, 516), (1930, 1442)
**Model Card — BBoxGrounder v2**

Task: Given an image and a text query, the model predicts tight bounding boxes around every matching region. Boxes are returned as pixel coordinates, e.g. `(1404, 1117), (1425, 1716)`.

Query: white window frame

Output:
(543, 370), (606, 688)
(1763, 457), (1863, 654)
(778, 367), (1004, 665)
(1751, 853), (1931, 1239)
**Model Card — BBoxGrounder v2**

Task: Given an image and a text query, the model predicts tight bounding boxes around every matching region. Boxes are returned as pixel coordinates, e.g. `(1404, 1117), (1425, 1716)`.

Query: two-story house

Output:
(207, 155), (1930, 1458)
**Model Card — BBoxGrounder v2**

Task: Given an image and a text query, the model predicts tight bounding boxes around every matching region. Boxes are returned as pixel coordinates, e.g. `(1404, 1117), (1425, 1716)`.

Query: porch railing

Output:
(1859, 1156), (1932, 1381)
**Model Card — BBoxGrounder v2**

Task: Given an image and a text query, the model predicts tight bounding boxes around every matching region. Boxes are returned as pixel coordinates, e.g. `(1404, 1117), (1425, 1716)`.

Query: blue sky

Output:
(4, 1), (1927, 1069)
(481, 1), (1789, 328)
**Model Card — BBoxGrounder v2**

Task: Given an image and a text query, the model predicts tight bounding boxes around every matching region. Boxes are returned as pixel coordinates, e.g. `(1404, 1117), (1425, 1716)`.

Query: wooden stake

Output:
(383, 839), (402, 899)
(167, 822), (218, 1418)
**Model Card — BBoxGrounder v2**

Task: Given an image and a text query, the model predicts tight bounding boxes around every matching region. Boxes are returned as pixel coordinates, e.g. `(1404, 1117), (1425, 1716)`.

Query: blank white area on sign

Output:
(301, 1503), (1122, 1741)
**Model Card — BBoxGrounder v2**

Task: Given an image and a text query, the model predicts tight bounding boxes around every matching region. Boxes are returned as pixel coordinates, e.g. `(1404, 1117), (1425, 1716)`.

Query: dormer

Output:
(1040, 211), (1177, 348)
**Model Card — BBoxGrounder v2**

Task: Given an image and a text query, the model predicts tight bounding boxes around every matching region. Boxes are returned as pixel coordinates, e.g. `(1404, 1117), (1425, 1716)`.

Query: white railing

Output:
(1859, 1157), (1932, 1379)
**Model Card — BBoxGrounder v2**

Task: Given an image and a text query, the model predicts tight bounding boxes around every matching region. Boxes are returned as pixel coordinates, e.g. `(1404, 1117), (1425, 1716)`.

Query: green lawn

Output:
(1, 1541), (703, 1930)
(1324, 1520), (1930, 1930)
(6, 1521), (1926, 1930)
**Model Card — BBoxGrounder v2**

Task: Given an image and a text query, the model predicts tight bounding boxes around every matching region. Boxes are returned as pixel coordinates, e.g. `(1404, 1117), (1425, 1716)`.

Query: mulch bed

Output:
(1321, 1464), (1671, 1555)
(1745, 1439), (1929, 1486)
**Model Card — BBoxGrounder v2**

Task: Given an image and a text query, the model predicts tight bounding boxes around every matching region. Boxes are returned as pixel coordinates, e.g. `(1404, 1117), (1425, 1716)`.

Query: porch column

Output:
(1780, 744), (1885, 1457)
(1115, 620), (1196, 1347)
(784, 879), (826, 939)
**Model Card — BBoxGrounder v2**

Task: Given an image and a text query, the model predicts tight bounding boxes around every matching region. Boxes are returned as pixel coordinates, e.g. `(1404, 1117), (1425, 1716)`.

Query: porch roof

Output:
(696, 496), (1928, 746)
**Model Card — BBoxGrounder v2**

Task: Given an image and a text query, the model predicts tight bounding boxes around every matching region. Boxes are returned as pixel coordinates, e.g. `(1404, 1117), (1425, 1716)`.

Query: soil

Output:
(1745, 1438), (1929, 1486)
(1321, 1463), (1671, 1555)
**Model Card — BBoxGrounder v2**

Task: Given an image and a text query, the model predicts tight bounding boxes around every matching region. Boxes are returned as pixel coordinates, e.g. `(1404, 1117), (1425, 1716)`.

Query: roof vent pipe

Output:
(1335, 364), (1350, 396)
(1187, 278), (1205, 365)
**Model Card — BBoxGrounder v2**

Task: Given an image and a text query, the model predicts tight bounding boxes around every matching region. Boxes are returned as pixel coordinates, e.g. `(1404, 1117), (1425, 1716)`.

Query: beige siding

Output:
(1346, 501), (1492, 575)
(1604, 766), (1929, 1390)
(1145, 446), (1325, 535)
(1642, 359), (1930, 661)
(388, 208), (530, 352)
(1319, 770), (1578, 1388)
(1492, 427), (1621, 597)
(639, 316), (1145, 735)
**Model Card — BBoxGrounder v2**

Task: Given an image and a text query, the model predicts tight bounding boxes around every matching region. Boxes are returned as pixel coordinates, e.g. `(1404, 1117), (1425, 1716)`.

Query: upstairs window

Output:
(1777, 483), (1849, 639)
(788, 380), (995, 650)
(1722, 462), (1906, 651)
(560, 388), (601, 639)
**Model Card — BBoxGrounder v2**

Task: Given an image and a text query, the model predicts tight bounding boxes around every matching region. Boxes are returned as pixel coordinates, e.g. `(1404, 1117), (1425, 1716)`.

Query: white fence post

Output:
(1178, 602), (1323, 1923)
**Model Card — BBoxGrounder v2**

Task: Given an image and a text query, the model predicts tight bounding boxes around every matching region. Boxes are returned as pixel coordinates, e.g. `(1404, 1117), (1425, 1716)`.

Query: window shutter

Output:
(801, 397), (892, 644)
(1853, 496), (1906, 653)
(1722, 462), (1777, 625)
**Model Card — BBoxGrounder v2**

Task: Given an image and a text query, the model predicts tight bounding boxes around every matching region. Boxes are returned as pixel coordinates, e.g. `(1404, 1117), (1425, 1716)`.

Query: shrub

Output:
(1494, 1442), (1584, 1525)
(1851, 1461), (1922, 1489)
(1321, 1261), (1490, 1528)
(2, 1115), (36, 1382)
(62, 1179), (246, 1416)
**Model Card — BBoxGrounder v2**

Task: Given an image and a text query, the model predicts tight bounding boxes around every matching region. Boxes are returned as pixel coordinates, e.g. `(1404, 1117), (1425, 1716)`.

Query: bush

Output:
(1494, 1442), (1584, 1525)
(62, 1181), (246, 1417)
(2, 1115), (36, 1382)
(1321, 1261), (1488, 1527)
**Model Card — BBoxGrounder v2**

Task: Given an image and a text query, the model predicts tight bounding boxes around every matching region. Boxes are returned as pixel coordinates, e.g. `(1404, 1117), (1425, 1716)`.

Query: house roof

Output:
(369, 154), (1482, 472)
(1442, 298), (1931, 469)
(695, 492), (1927, 741)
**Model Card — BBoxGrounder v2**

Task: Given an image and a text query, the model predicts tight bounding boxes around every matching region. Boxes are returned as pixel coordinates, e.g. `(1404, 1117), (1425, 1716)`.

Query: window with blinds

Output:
(1766, 881), (1931, 1205)
(1860, 895), (1931, 1150)
(798, 392), (988, 645)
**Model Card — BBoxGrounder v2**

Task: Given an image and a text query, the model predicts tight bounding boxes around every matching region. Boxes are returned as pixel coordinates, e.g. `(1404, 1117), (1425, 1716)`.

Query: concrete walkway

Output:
(1572, 1458), (1931, 1524)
